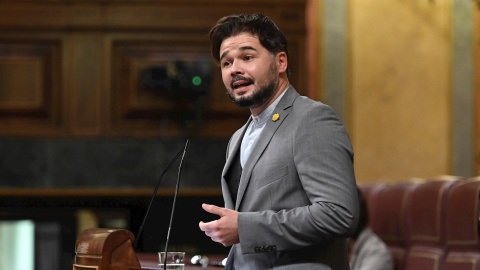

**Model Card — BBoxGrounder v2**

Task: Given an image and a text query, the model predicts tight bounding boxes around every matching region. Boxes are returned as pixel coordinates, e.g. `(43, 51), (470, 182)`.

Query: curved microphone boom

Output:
(133, 140), (190, 250)
(163, 139), (189, 270)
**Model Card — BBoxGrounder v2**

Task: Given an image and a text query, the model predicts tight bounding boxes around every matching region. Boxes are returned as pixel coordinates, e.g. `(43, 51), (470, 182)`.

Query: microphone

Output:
(163, 139), (189, 270)
(132, 140), (190, 250)
(191, 255), (227, 267)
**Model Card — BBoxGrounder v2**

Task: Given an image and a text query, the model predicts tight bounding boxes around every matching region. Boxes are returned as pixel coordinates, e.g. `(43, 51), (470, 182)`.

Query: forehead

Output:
(219, 33), (263, 55)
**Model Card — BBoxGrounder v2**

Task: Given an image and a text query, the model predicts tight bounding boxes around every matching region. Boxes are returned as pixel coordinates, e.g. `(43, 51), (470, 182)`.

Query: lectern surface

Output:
(137, 253), (227, 270)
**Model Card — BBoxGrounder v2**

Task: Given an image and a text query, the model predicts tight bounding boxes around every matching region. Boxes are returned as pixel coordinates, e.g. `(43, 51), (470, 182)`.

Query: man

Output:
(199, 13), (359, 269)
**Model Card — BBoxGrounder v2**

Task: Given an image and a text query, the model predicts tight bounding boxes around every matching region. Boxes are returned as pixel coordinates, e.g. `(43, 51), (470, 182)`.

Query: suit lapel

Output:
(222, 118), (251, 209)
(235, 86), (299, 210)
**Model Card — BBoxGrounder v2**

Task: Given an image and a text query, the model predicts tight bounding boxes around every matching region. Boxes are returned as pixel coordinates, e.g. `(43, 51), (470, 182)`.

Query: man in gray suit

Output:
(199, 14), (359, 269)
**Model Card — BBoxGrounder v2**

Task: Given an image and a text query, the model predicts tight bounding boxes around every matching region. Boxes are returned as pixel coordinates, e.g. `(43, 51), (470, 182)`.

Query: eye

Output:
(221, 60), (231, 68)
(245, 55), (253, 61)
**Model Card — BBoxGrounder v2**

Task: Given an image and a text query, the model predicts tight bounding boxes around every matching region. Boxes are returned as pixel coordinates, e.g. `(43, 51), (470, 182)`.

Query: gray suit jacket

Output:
(221, 86), (359, 270)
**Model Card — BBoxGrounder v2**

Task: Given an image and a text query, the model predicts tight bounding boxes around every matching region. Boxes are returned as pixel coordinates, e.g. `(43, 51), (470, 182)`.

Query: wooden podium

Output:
(73, 228), (153, 270)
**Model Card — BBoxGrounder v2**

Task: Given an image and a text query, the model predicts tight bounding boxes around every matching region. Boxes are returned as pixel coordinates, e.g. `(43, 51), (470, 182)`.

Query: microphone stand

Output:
(132, 140), (189, 250)
(163, 139), (189, 270)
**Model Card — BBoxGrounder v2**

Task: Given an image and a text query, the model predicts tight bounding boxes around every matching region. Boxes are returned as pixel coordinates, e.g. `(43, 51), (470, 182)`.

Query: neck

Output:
(250, 79), (289, 116)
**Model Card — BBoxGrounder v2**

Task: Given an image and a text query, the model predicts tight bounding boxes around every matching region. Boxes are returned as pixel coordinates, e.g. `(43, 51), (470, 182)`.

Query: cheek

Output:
(221, 71), (230, 87)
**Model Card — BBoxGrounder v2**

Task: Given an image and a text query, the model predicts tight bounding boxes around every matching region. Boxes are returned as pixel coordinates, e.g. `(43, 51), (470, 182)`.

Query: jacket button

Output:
(267, 246), (277, 251)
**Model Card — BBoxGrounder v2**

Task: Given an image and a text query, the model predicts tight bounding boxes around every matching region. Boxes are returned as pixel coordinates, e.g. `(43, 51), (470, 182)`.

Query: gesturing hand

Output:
(199, 203), (239, 246)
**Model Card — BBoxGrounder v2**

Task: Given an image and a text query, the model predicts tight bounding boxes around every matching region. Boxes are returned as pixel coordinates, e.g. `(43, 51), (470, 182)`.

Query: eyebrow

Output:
(220, 46), (258, 61)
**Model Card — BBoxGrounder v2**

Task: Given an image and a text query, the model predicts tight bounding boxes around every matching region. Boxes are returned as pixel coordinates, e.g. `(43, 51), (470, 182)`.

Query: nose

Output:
(230, 61), (243, 76)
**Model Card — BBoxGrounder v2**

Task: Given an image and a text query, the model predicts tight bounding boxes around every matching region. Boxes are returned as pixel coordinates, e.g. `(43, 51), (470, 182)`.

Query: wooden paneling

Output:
(0, 37), (64, 135)
(69, 34), (104, 136)
(108, 35), (223, 137)
(0, 0), (307, 137)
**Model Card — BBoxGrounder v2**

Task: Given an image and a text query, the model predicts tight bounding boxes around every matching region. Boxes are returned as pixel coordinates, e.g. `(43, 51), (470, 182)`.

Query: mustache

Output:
(230, 76), (254, 89)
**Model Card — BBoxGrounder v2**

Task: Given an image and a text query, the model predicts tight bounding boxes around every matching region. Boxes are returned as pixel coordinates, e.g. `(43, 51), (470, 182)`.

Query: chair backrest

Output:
(358, 182), (388, 227)
(444, 177), (480, 270)
(370, 182), (417, 270)
(403, 177), (461, 270)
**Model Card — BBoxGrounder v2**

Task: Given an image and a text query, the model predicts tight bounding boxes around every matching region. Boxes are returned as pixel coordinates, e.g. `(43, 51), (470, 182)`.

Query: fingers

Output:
(202, 203), (226, 216)
(199, 220), (215, 232)
(198, 204), (220, 232)
(198, 203), (226, 232)
(198, 204), (221, 233)
(199, 203), (240, 246)
(198, 220), (231, 247)
(199, 204), (228, 246)
(199, 220), (221, 243)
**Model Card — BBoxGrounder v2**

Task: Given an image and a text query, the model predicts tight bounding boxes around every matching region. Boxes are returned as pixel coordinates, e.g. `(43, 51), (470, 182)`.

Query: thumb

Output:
(202, 203), (227, 217)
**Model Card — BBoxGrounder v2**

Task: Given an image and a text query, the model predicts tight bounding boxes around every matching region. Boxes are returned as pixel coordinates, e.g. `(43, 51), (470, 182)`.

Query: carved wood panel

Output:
(0, 37), (64, 135)
(0, 0), (307, 137)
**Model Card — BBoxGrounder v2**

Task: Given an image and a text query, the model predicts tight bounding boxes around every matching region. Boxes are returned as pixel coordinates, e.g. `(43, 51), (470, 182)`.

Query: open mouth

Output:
(231, 77), (254, 90)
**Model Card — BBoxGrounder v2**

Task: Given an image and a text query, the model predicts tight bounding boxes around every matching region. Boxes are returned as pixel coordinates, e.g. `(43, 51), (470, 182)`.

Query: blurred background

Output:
(0, 0), (477, 269)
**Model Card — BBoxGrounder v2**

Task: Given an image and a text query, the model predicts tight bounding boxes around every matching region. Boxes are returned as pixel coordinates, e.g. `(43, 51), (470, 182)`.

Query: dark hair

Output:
(353, 187), (369, 239)
(209, 13), (290, 76)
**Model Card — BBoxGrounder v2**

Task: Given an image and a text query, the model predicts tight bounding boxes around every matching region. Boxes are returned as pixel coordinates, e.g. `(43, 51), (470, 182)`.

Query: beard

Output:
(226, 62), (279, 109)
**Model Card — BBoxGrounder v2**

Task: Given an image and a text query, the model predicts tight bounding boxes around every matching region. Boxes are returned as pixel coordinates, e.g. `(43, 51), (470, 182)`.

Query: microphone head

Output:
(190, 255), (209, 267)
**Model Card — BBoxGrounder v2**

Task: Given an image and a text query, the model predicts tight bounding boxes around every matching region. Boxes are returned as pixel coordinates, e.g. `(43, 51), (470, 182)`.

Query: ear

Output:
(276, 52), (288, 73)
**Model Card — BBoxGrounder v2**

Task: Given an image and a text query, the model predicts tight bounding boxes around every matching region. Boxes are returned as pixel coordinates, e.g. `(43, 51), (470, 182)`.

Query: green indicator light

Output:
(192, 76), (202, 86)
